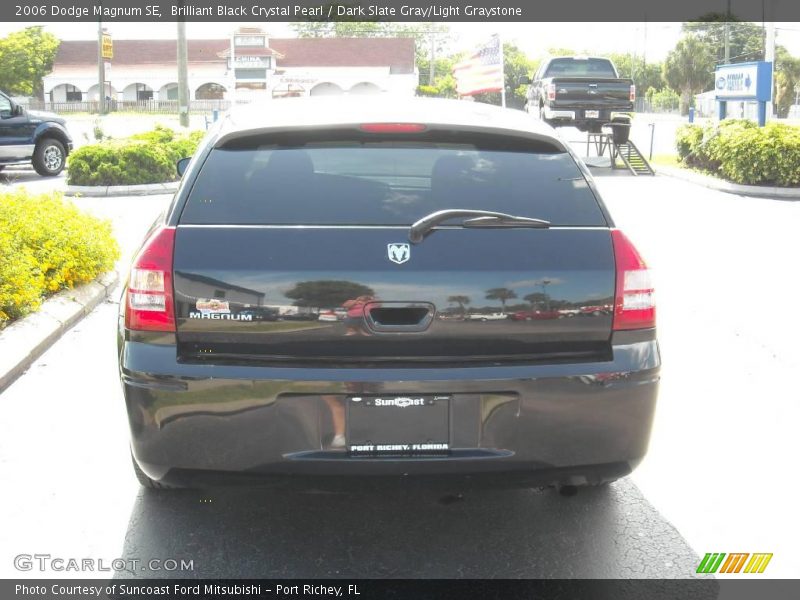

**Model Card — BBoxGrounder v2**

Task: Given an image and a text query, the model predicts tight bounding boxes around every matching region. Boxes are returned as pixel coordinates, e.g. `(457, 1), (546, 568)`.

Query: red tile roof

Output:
(53, 39), (229, 65)
(53, 38), (416, 72)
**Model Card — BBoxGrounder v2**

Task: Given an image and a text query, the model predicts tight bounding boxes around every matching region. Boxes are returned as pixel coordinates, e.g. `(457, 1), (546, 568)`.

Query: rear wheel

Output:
(32, 138), (66, 176)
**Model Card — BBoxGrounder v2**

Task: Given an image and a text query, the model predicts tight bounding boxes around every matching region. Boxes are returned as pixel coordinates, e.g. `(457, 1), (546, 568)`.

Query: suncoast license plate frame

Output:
(346, 395), (451, 456)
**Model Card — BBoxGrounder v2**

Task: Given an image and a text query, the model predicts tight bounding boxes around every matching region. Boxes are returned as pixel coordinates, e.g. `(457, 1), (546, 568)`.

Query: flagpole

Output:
(498, 34), (506, 108)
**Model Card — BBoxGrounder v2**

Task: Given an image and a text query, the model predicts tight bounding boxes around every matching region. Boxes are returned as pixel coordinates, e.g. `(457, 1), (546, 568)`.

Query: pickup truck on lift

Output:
(521, 57), (635, 144)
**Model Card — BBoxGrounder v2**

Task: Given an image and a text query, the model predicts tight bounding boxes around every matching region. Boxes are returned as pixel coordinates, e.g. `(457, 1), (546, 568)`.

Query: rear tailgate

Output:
(173, 127), (616, 366)
(548, 77), (633, 108)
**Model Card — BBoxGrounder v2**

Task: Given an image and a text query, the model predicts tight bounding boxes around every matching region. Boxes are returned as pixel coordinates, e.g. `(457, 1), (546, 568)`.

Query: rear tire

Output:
(32, 138), (66, 176)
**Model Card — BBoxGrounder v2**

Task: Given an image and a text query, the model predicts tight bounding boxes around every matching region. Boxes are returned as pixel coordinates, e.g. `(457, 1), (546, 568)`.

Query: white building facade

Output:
(43, 30), (418, 107)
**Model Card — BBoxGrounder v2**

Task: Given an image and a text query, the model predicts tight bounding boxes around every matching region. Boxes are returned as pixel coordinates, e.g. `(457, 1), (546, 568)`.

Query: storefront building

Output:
(42, 29), (417, 107)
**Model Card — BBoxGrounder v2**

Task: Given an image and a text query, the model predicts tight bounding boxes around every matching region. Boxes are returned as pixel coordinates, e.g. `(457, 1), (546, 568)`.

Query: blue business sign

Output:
(714, 61), (772, 102)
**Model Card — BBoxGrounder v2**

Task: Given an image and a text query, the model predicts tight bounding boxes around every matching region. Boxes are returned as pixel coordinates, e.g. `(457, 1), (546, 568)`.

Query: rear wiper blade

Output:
(462, 215), (553, 229)
(409, 209), (550, 243)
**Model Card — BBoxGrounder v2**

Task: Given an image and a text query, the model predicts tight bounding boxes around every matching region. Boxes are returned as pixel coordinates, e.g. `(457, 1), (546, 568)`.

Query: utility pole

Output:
(724, 0), (731, 64)
(229, 29), (236, 105)
(428, 26), (435, 87)
(97, 17), (105, 114)
(642, 20), (647, 66)
(177, 14), (189, 127)
(498, 35), (506, 108)
(765, 20), (775, 120)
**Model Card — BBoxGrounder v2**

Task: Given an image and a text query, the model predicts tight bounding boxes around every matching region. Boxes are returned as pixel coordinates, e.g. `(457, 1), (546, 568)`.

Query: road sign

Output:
(101, 34), (113, 60)
(714, 61), (771, 102)
(715, 61), (773, 126)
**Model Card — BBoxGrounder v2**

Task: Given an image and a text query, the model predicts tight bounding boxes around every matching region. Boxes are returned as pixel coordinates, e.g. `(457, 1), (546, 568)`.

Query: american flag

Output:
(453, 35), (504, 96)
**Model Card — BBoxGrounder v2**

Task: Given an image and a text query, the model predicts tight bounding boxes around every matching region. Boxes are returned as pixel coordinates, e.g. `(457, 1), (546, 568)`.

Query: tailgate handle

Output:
(364, 302), (434, 333)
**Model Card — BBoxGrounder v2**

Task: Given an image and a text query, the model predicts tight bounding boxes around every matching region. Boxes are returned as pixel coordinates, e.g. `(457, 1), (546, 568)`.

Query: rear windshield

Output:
(544, 58), (617, 78)
(180, 141), (606, 226)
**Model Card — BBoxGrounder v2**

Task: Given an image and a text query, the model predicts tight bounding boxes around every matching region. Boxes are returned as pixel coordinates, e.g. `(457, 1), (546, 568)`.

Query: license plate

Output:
(585, 110), (600, 118)
(346, 395), (450, 455)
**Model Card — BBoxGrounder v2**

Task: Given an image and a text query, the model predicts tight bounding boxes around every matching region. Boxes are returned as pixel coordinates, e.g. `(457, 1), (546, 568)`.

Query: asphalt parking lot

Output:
(1, 145), (798, 578)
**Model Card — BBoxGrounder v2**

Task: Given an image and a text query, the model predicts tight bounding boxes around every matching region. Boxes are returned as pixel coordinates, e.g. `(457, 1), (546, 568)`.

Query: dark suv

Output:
(0, 91), (73, 176)
(118, 98), (659, 490)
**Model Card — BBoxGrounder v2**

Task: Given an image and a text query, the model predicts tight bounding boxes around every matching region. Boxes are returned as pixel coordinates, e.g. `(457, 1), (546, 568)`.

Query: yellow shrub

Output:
(0, 189), (120, 326)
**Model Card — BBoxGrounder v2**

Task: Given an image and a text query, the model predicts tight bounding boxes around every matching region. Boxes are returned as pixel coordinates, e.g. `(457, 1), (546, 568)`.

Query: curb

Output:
(655, 165), (800, 200)
(64, 182), (178, 197)
(0, 271), (119, 393)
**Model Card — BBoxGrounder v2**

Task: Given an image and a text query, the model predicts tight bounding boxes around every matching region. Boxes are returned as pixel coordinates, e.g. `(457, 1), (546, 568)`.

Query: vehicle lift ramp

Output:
(586, 132), (655, 176)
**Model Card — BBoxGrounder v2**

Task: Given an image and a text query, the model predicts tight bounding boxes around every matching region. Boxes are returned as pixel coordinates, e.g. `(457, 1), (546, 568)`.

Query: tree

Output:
(472, 43), (538, 109)
(0, 27), (60, 98)
(447, 295), (471, 315)
(663, 35), (716, 115)
(546, 47), (580, 57)
(285, 280), (374, 308)
(775, 46), (800, 118)
(605, 53), (664, 96)
(683, 17), (764, 66)
(485, 288), (517, 313)
(417, 54), (459, 98)
(646, 86), (681, 112)
(523, 292), (549, 309)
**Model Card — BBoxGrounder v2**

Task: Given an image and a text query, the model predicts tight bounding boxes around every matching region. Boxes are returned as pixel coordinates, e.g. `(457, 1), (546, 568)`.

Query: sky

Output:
(1, 21), (800, 61)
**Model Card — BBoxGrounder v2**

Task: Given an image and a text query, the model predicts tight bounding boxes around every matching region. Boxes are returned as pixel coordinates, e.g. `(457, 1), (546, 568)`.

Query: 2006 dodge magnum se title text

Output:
(117, 97), (659, 490)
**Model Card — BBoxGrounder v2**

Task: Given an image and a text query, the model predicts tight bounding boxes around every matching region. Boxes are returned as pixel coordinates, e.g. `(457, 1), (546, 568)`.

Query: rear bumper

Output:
(119, 333), (660, 488)
(543, 105), (634, 123)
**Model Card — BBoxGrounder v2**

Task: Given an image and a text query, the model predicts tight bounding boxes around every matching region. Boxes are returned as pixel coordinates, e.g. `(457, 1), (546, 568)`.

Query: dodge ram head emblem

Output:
(387, 243), (410, 264)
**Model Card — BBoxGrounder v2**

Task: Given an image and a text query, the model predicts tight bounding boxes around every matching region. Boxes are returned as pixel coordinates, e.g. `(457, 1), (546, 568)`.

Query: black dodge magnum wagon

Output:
(117, 98), (659, 490)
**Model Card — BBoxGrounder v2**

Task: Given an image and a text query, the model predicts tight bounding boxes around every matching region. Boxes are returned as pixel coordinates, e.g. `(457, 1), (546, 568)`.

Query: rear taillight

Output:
(547, 83), (556, 101)
(630, 85), (636, 102)
(611, 229), (655, 331)
(125, 226), (176, 332)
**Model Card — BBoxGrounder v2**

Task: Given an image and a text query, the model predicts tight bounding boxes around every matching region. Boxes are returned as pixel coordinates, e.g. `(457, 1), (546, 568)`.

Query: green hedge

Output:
(675, 120), (800, 187)
(0, 189), (120, 326)
(67, 125), (204, 186)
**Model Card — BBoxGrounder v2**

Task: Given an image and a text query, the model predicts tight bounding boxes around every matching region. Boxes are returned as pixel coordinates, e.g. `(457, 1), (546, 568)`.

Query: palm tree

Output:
(447, 295), (471, 316)
(485, 288), (517, 314)
(524, 292), (548, 310)
(663, 34), (715, 115)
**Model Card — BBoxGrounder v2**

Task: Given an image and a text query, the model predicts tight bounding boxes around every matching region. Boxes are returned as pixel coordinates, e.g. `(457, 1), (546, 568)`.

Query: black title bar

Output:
(1, 578), (727, 600)
(7, 579), (800, 600)
(3, 0), (800, 23)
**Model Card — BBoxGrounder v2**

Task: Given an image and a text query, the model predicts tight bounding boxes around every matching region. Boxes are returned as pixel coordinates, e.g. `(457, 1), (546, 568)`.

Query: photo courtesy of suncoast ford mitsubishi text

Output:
(117, 97), (659, 490)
